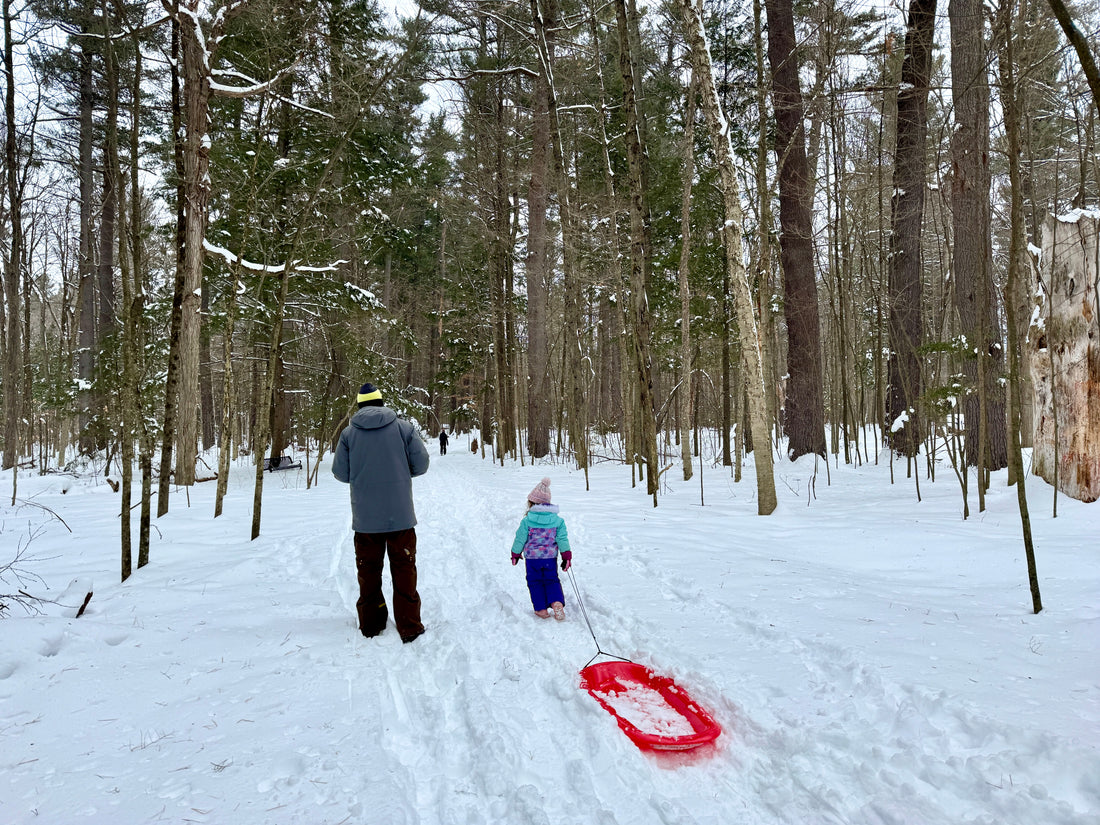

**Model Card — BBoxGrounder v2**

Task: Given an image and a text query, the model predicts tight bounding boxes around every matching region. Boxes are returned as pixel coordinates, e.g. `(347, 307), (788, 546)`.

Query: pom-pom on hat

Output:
(357, 382), (382, 404)
(528, 477), (552, 505)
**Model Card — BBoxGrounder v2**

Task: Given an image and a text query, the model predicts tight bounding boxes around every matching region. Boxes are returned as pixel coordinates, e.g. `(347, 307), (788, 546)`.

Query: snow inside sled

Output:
(580, 661), (722, 752)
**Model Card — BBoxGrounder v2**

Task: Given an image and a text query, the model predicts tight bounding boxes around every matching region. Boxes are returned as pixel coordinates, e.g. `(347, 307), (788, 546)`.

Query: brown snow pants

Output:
(354, 529), (424, 642)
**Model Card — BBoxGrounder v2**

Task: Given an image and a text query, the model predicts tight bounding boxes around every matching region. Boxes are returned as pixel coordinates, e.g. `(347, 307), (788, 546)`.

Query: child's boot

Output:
(534, 608), (550, 618)
(551, 601), (565, 621)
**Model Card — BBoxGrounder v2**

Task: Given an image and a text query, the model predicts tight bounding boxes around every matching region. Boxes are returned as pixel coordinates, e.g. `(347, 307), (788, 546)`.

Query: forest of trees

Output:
(0, 0), (1096, 582)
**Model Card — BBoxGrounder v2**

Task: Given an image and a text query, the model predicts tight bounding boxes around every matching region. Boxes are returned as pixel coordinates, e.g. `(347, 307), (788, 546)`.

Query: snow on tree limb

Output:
(202, 239), (347, 275)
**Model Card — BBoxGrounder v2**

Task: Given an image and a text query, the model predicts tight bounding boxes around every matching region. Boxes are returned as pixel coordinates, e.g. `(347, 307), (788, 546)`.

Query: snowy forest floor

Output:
(1, 437), (1098, 824)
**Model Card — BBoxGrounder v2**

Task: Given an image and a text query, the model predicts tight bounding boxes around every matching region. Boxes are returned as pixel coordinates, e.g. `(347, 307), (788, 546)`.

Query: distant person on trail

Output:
(510, 477), (572, 621)
(438, 429), (449, 455)
(333, 382), (430, 644)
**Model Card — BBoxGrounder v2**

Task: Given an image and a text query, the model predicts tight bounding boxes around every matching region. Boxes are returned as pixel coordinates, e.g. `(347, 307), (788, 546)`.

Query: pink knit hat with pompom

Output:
(527, 477), (552, 505)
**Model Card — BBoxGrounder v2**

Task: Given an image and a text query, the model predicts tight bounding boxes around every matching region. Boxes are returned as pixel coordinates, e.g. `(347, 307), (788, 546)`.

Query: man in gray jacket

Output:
(333, 382), (430, 643)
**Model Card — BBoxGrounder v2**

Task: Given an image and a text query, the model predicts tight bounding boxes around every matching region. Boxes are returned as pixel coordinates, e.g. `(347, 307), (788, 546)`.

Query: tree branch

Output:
(1047, 0), (1100, 111)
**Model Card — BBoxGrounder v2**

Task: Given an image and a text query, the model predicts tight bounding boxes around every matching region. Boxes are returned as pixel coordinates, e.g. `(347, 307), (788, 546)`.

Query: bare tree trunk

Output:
(97, 78), (117, 389)
(251, 268), (290, 540)
(950, 0), (1006, 478)
(174, 0), (214, 488)
(491, 79), (515, 458)
(267, 348), (289, 467)
(128, 40), (152, 571)
(722, 277), (732, 467)
(157, 8), (186, 516)
(215, 262), (241, 518)
(678, 71), (696, 482)
(752, 0), (772, 462)
(77, 33), (97, 456)
(200, 286), (215, 451)
(676, 0), (777, 514)
(1046, 0), (1100, 112)
(429, 222), (445, 430)
(587, 2), (626, 445)
(99, 2), (130, 581)
(213, 129), (266, 514)
(119, 173), (135, 581)
(2, 0), (23, 471)
(532, 0), (587, 470)
(886, 0), (937, 458)
(765, 0), (826, 460)
(617, 0), (659, 501)
(997, 0), (1042, 613)
(504, 191), (519, 457)
(525, 4), (551, 460)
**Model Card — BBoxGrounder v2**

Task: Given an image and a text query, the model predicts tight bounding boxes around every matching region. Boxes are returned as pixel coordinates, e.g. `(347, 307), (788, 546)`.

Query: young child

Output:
(510, 477), (572, 621)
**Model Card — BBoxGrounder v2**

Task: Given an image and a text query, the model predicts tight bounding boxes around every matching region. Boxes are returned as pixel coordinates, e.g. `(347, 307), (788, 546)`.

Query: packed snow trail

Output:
(0, 443), (1097, 824)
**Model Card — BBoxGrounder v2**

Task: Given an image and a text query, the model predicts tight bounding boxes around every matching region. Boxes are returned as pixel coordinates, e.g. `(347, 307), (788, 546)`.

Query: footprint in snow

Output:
(500, 657), (521, 682)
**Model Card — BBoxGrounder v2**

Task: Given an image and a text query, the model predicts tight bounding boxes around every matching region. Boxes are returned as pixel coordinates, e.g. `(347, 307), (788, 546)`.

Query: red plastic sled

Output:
(580, 660), (722, 752)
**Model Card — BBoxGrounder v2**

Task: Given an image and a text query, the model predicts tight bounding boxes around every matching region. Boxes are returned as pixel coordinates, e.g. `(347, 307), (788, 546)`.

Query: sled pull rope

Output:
(567, 567), (634, 671)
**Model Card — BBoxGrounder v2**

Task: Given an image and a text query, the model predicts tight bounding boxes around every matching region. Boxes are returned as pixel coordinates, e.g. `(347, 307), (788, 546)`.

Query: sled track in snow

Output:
(410, 462), (755, 824)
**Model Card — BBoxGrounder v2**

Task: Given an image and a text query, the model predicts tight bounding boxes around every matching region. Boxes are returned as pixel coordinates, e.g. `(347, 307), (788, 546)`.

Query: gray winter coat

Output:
(332, 406), (430, 533)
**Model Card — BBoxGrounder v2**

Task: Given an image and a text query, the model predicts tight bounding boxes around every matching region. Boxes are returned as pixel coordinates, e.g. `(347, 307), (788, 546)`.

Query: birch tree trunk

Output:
(676, 0), (777, 514)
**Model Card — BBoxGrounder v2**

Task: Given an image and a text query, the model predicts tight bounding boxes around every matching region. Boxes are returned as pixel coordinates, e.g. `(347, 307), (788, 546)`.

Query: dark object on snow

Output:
(58, 577), (95, 618)
(263, 455), (302, 472)
(580, 660), (722, 752)
(470, 438), (478, 453)
(438, 430), (449, 455)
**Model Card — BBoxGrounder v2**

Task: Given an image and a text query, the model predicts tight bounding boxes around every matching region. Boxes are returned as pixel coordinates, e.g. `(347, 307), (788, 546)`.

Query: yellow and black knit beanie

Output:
(357, 382), (383, 406)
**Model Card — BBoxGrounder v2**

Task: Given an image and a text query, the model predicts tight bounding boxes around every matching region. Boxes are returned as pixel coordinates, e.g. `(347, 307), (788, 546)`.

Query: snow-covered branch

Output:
(210, 57), (302, 100)
(213, 69), (334, 118)
(202, 239), (347, 275)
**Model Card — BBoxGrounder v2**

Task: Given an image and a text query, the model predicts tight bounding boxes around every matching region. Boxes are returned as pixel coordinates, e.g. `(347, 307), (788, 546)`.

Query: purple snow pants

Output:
(524, 557), (565, 612)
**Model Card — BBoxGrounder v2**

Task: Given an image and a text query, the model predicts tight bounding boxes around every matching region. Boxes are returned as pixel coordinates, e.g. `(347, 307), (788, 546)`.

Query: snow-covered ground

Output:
(1, 435), (1097, 824)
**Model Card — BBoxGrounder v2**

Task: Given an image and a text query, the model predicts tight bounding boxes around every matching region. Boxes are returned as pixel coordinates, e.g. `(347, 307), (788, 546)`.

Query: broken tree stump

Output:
(1029, 210), (1100, 502)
